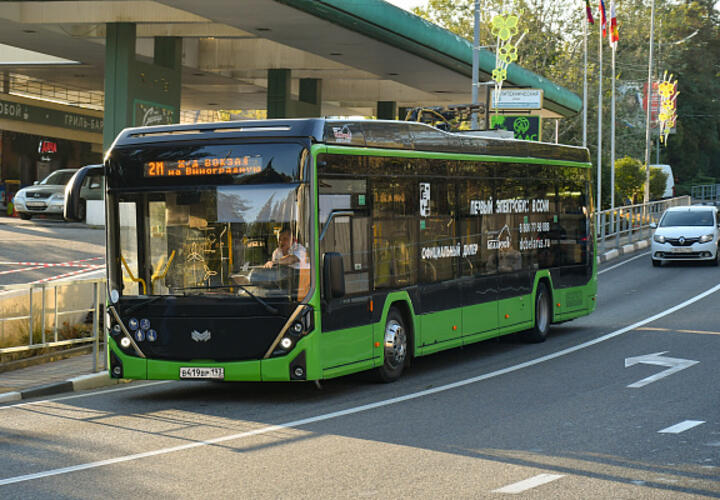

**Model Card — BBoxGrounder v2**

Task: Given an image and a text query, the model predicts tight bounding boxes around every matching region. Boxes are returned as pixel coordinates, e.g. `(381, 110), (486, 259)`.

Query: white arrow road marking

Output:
(658, 420), (705, 434)
(492, 474), (565, 494)
(625, 351), (699, 388)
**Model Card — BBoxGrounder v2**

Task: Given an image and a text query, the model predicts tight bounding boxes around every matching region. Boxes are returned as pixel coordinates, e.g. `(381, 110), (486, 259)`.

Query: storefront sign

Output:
(0, 96), (103, 134)
(134, 100), (176, 127)
(38, 139), (58, 161)
(490, 89), (543, 110)
(490, 115), (541, 141)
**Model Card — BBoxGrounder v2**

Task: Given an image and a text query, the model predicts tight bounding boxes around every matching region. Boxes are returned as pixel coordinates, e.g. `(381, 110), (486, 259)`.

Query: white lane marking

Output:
(598, 251), (651, 274)
(0, 381), (173, 411)
(2, 281), (720, 486)
(492, 474), (565, 494)
(659, 420), (705, 434)
(625, 352), (699, 388)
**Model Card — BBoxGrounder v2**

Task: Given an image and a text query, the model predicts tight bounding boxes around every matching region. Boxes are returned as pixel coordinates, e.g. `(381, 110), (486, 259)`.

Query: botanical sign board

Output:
(490, 89), (543, 110)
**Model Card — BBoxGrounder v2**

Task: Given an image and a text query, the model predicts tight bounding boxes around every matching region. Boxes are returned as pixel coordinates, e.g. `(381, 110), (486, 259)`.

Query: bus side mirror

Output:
(64, 164), (103, 221)
(323, 252), (345, 299)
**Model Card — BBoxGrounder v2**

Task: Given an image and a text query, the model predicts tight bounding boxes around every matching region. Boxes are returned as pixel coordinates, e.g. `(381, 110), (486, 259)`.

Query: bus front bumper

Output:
(109, 341), (314, 382)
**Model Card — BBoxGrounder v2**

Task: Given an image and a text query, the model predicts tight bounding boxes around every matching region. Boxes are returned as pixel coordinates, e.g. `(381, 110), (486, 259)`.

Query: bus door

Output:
(318, 176), (374, 371)
(416, 179), (462, 347)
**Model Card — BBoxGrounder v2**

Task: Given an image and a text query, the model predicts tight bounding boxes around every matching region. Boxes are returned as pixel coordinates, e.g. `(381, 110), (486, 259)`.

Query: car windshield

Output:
(41, 170), (76, 186)
(660, 210), (715, 227)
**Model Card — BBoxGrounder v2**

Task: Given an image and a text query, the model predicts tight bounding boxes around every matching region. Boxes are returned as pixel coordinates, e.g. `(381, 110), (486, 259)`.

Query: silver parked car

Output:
(650, 205), (720, 266)
(13, 167), (103, 221)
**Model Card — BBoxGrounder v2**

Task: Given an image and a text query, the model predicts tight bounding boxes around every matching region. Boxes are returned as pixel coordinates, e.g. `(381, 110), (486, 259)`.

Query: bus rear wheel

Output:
(526, 282), (551, 343)
(377, 308), (408, 382)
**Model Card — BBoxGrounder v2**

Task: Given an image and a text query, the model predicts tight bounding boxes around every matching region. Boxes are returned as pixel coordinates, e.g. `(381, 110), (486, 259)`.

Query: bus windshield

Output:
(110, 183), (312, 301)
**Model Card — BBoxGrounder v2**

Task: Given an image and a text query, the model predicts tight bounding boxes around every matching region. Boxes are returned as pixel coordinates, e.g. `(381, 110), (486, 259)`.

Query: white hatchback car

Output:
(651, 205), (720, 266)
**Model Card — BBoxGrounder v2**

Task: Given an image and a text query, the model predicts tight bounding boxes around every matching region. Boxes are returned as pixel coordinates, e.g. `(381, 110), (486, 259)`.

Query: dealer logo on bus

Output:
(191, 329), (212, 342)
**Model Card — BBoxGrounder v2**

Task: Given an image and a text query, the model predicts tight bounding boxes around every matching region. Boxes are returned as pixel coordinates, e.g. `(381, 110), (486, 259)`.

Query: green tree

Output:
(413, 0), (720, 193)
(649, 166), (669, 200)
(614, 156), (645, 204)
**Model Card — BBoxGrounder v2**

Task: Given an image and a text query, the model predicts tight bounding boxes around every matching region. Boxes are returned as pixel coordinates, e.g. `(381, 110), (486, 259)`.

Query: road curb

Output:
(0, 371), (123, 403)
(598, 238), (651, 264)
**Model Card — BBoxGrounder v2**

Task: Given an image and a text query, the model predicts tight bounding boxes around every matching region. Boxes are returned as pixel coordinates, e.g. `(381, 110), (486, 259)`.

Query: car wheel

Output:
(526, 282), (551, 343)
(651, 258), (661, 267)
(712, 246), (720, 267)
(376, 308), (408, 382)
(19, 213), (32, 220)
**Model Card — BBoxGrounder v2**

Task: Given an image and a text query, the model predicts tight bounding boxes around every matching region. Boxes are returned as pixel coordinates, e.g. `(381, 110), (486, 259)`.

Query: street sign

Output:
(490, 89), (543, 110)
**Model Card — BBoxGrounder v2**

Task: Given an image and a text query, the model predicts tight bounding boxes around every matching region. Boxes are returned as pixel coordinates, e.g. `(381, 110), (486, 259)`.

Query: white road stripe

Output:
(658, 420), (705, 434)
(598, 251), (651, 274)
(492, 474), (564, 494)
(1, 281), (719, 486)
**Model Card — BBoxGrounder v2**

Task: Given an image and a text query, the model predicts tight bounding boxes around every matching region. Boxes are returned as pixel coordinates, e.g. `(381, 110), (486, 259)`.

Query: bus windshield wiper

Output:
(175, 284), (280, 315)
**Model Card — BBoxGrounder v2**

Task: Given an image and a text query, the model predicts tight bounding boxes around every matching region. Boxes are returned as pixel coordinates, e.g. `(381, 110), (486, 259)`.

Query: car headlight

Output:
(699, 233), (714, 243)
(51, 193), (64, 201)
(653, 234), (666, 244)
(14, 191), (25, 200)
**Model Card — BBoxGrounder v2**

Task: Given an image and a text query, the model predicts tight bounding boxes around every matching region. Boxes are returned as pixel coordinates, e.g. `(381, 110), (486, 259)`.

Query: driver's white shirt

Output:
(271, 242), (308, 269)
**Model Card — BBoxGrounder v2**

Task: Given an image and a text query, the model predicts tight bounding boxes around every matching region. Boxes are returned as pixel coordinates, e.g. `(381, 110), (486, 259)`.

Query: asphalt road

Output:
(1, 252), (719, 498)
(0, 216), (105, 285)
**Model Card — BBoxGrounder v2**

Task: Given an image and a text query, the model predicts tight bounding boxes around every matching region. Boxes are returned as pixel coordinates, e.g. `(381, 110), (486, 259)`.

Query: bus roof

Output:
(111, 118), (590, 164)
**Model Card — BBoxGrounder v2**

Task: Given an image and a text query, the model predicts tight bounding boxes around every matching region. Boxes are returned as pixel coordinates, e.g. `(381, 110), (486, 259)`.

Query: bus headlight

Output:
(279, 337), (293, 350)
(120, 337), (132, 348)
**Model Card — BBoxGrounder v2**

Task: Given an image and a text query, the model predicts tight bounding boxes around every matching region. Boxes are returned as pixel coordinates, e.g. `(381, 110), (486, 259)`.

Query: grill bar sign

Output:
(490, 89), (543, 110)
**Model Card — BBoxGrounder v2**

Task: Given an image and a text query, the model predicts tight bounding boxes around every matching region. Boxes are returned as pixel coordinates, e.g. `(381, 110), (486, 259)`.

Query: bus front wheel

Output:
(377, 308), (408, 382)
(526, 282), (551, 343)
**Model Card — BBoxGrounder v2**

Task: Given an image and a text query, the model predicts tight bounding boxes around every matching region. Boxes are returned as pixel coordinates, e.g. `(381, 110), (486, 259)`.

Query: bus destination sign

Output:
(144, 156), (263, 177)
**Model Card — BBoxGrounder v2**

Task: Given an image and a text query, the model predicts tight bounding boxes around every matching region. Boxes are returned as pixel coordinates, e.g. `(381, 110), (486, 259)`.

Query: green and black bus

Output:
(65, 119), (597, 383)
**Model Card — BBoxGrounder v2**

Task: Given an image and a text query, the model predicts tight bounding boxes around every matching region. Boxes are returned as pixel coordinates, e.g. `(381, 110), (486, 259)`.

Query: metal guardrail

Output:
(691, 184), (720, 204)
(596, 196), (692, 254)
(0, 277), (107, 372)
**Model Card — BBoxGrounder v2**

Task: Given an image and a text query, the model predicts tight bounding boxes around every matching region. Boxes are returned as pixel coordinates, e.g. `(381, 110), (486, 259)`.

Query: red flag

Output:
(609, 1), (619, 48)
(585, 0), (595, 24)
(599, 0), (607, 37)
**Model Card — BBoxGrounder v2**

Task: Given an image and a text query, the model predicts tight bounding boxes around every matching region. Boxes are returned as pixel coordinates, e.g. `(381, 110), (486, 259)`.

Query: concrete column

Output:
(377, 101), (397, 120)
(104, 24), (182, 151)
(296, 78), (322, 117)
(267, 69), (291, 119)
(104, 23), (136, 150)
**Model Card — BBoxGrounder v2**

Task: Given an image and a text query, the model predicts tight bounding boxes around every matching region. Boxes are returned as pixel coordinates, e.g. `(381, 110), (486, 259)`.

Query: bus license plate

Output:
(180, 367), (224, 379)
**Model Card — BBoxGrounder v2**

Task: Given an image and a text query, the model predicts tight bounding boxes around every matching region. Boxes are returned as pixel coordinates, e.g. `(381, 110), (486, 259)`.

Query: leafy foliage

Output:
(413, 0), (720, 205)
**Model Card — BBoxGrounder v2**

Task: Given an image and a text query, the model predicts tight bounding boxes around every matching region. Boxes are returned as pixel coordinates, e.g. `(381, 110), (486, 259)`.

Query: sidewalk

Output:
(0, 238), (650, 404)
(0, 353), (121, 403)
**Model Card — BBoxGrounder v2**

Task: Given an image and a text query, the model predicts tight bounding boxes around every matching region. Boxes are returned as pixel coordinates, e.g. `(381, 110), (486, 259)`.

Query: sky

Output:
(384, 0), (427, 12)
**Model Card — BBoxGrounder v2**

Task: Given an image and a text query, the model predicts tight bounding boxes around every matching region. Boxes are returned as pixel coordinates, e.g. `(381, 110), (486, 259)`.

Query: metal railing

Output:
(0, 277), (107, 372)
(596, 196), (691, 254)
(691, 184), (720, 204)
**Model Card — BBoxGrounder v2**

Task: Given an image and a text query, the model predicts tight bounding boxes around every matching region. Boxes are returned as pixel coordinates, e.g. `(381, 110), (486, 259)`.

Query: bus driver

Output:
(264, 227), (308, 269)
